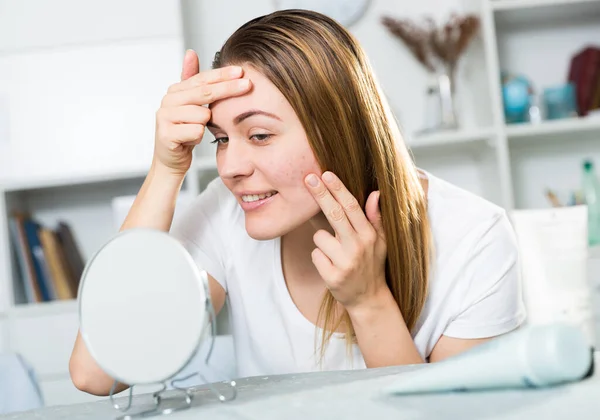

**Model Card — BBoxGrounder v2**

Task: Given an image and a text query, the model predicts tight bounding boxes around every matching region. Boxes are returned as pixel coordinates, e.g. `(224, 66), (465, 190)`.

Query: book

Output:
(568, 46), (600, 116)
(55, 221), (85, 294)
(39, 227), (76, 300)
(8, 215), (41, 303)
(21, 219), (55, 301)
(7, 213), (85, 303)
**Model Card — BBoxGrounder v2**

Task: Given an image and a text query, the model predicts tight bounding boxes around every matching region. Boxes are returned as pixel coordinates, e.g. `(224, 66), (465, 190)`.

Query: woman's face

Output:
(208, 65), (322, 240)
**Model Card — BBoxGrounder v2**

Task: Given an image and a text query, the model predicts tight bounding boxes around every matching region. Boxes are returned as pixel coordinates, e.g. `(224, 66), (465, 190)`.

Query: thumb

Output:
(365, 191), (384, 236)
(181, 49), (200, 81)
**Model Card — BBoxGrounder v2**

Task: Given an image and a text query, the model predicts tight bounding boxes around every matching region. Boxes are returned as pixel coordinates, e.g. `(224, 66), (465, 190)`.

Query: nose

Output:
(218, 139), (254, 180)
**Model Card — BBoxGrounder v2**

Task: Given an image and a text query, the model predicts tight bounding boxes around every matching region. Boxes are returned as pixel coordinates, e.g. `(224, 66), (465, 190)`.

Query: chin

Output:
(244, 219), (288, 241)
(242, 201), (320, 241)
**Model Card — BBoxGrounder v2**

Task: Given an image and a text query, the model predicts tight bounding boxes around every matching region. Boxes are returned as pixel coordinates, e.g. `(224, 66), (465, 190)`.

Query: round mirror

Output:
(78, 228), (209, 385)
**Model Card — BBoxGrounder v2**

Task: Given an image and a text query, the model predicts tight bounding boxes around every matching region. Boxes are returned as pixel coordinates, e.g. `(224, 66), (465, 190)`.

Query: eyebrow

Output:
(207, 109), (282, 130)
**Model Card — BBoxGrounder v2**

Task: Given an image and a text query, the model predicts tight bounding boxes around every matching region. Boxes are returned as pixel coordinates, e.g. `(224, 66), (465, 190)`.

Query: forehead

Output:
(209, 65), (289, 117)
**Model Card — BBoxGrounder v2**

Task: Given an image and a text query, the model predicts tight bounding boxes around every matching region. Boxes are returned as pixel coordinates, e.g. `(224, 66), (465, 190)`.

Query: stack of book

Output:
(8, 213), (85, 303)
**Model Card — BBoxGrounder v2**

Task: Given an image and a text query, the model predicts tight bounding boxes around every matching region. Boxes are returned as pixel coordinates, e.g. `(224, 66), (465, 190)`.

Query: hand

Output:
(153, 49), (252, 176)
(305, 171), (388, 310)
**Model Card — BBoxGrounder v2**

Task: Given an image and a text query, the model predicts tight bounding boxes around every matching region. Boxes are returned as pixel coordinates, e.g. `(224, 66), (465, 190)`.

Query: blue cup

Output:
(544, 83), (578, 120)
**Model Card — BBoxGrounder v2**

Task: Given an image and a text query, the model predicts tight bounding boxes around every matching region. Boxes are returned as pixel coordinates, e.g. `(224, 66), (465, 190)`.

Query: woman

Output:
(69, 9), (525, 396)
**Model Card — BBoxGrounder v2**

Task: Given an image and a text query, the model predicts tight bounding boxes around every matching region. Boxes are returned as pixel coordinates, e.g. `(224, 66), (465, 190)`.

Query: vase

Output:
(418, 72), (459, 135)
(437, 73), (459, 130)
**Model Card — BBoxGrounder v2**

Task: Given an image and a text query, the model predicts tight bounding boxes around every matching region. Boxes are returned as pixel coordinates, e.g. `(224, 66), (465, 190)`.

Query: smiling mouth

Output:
(241, 191), (278, 203)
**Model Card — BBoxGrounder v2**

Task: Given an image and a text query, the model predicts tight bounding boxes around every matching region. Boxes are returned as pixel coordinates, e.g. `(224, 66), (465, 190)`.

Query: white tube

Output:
(383, 323), (592, 395)
(510, 205), (596, 347)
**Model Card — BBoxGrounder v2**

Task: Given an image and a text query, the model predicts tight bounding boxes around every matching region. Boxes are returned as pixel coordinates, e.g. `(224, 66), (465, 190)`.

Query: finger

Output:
(169, 124), (205, 145)
(313, 229), (346, 267)
(170, 66), (244, 93)
(321, 171), (373, 236)
(365, 191), (384, 237)
(305, 173), (355, 239)
(158, 105), (211, 125)
(162, 78), (251, 107)
(181, 49), (200, 81)
(311, 248), (336, 282)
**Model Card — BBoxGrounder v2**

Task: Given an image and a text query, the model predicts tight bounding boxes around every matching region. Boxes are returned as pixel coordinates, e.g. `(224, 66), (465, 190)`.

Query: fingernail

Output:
(322, 172), (334, 184)
(306, 174), (319, 187)
(230, 66), (243, 76)
(238, 78), (250, 89)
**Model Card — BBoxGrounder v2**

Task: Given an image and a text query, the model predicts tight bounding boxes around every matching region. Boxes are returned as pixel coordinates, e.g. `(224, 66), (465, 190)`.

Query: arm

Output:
(304, 172), (524, 367)
(348, 285), (501, 366)
(347, 287), (424, 367)
(69, 50), (247, 396)
(351, 213), (524, 366)
(69, 163), (227, 396)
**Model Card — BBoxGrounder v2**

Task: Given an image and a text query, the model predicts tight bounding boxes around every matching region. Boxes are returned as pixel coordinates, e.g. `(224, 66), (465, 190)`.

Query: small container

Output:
(502, 76), (530, 124)
(543, 83), (578, 120)
(527, 93), (543, 124)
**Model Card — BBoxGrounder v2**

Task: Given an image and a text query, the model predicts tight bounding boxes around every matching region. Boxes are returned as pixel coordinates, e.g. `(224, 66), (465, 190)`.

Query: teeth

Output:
(242, 192), (277, 202)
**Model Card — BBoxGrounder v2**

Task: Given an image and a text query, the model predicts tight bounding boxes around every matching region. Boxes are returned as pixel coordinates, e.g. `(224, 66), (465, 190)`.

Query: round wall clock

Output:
(274, 0), (371, 27)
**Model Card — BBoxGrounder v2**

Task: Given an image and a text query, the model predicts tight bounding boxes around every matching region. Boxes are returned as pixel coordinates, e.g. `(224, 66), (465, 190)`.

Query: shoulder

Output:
(424, 171), (515, 258)
(170, 176), (245, 252)
(169, 176), (245, 289)
(193, 176), (239, 215)
(416, 172), (525, 342)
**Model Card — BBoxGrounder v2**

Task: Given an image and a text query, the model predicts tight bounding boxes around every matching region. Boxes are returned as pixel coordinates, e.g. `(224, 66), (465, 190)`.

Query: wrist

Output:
(150, 160), (188, 188)
(345, 284), (397, 324)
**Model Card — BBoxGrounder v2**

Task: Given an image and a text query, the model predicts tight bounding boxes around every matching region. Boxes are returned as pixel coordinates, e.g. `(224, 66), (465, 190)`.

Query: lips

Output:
(241, 191), (278, 203)
(238, 191), (278, 211)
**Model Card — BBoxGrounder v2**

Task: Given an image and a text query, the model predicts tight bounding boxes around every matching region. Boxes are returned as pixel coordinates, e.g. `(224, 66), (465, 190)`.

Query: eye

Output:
(250, 134), (272, 142)
(211, 137), (229, 145)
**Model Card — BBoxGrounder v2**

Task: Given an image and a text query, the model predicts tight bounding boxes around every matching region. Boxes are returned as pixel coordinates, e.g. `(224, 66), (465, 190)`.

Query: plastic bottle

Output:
(581, 159), (600, 246)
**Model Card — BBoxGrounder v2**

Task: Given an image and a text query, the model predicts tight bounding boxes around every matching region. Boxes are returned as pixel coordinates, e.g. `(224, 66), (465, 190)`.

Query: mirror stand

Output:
(106, 273), (237, 419)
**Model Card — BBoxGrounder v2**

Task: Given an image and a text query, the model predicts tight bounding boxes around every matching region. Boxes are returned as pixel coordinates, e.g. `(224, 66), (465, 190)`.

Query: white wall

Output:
(0, 0), (185, 183)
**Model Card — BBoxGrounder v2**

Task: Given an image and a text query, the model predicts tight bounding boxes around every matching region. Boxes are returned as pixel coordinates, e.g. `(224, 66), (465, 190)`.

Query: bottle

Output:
(581, 159), (600, 246)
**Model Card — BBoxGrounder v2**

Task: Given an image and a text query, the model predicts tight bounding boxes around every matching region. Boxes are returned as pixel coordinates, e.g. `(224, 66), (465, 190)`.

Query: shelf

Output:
(406, 128), (495, 151)
(506, 116), (600, 141)
(492, 0), (600, 11)
(0, 157), (217, 193)
(8, 299), (77, 319)
(0, 166), (150, 193)
(492, 0), (600, 29)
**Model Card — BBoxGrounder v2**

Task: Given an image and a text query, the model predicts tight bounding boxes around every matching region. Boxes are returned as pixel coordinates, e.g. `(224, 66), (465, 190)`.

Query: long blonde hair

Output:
(213, 9), (432, 357)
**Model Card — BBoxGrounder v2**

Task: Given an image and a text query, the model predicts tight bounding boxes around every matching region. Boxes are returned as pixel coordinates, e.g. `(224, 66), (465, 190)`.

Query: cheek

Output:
(274, 153), (321, 188)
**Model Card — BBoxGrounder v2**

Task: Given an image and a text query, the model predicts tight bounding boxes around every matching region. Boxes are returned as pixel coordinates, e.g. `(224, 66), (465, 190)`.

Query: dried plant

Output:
(381, 16), (435, 73)
(382, 13), (480, 80)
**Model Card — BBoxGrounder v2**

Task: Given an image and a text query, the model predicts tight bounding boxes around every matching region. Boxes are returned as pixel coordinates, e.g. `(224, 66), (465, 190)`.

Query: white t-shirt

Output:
(170, 171), (526, 378)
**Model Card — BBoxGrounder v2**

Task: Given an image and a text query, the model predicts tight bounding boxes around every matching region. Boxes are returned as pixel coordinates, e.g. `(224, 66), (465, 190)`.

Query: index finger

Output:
(305, 173), (355, 239)
(181, 49), (200, 81)
(321, 171), (373, 235)
(170, 66), (244, 93)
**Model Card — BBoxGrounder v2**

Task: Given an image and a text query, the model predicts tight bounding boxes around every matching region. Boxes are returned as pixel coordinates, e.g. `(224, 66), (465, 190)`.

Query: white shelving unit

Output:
(404, 0), (600, 211)
(0, 0), (599, 408)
